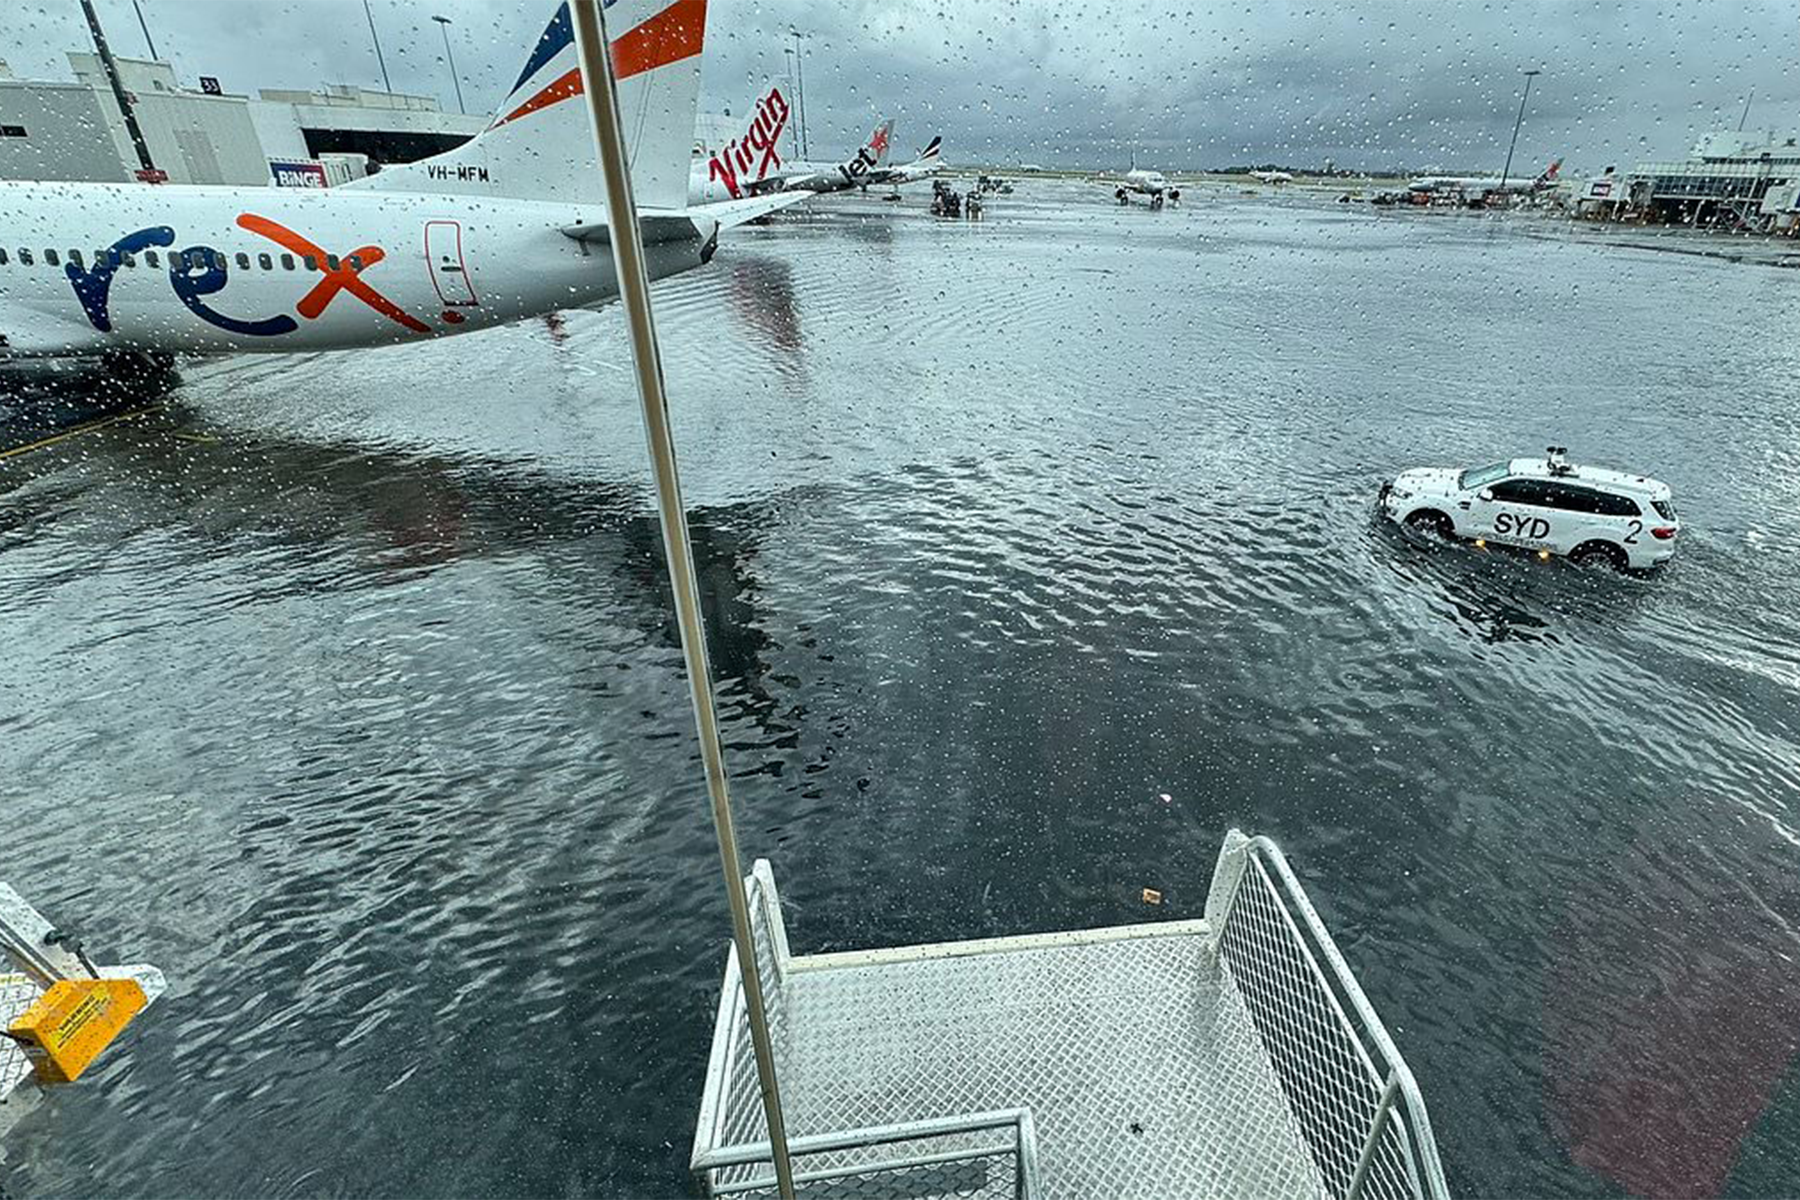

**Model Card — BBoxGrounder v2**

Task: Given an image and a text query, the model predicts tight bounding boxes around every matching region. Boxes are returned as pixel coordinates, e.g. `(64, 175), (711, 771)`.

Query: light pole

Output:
(432, 15), (464, 114)
(1498, 68), (1541, 193)
(789, 29), (809, 159)
(362, 0), (393, 94)
(783, 47), (801, 159)
(130, 0), (158, 60)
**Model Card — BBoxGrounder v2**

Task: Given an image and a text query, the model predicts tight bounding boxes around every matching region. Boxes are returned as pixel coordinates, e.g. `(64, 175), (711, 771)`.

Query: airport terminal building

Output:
(0, 52), (483, 188)
(1575, 130), (1800, 232)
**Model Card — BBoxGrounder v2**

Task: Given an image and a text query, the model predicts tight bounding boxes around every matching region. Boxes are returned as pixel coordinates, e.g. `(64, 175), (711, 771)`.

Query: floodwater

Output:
(3, 181), (1798, 1198)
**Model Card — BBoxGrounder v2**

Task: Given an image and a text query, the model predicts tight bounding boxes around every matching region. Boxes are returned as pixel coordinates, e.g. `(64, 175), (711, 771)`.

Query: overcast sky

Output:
(5, 0), (1796, 171)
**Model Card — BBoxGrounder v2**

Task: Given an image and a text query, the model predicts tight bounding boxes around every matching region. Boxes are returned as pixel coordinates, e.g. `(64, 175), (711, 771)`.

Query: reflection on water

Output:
(726, 256), (804, 365)
(1, 182), (1797, 1198)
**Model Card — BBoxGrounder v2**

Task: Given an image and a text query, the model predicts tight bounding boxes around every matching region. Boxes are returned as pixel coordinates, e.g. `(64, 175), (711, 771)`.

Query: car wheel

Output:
(1570, 541), (1628, 571)
(1404, 510), (1453, 540)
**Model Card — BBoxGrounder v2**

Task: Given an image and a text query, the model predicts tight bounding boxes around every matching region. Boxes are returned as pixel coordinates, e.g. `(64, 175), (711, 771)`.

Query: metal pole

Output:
(1498, 68), (1539, 193)
(432, 15), (465, 114)
(1738, 87), (1754, 133)
(783, 47), (801, 160)
(565, 3), (797, 1198)
(790, 29), (809, 159)
(362, 0), (393, 94)
(77, 0), (156, 175)
(1345, 1072), (1403, 1200)
(130, 0), (158, 60)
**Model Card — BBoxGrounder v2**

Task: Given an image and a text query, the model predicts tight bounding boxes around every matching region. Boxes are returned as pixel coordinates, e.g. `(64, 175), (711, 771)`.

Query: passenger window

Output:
(0, 248), (8, 265)
(1488, 480), (1546, 506)
(258, 253), (273, 270)
(122, 252), (135, 267)
(44, 249), (59, 266)
(67, 250), (82, 267)
(145, 250), (159, 268)
(280, 253), (295, 270)
(209, 250), (226, 270)
(303, 254), (318, 271)
(1538, 484), (1594, 513)
(235, 252), (250, 270)
(326, 253), (341, 271)
(1597, 493), (1639, 517)
(347, 254), (363, 271)
(18, 249), (31, 265)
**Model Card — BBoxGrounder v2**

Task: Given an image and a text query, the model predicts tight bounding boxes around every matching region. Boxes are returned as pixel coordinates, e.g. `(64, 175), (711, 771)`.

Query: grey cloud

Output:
(6, 0), (1796, 172)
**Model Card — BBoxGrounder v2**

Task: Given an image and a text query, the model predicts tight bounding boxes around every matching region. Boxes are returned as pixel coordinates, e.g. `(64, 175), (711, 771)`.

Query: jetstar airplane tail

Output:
(861, 119), (896, 170)
(350, 0), (705, 210)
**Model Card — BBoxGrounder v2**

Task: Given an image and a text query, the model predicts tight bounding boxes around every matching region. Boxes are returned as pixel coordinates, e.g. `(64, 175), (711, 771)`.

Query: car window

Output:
(1460, 461), (1510, 490)
(1653, 499), (1678, 521)
(1539, 483), (1603, 513)
(1488, 479), (1549, 505)
(1596, 491), (1641, 517)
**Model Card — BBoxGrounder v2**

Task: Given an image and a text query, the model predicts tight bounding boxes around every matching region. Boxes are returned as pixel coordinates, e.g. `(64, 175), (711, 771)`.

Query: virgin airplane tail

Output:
(351, 0), (705, 210)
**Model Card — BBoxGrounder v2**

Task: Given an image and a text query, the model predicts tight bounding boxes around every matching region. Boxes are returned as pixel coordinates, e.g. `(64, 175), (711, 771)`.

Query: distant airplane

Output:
(1094, 157), (1180, 208)
(1407, 158), (1563, 201)
(1101, 156), (1181, 206)
(869, 137), (943, 187)
(1250, 170), (1294, 184)
(690, 93), (900, 201)
(0, 0), (801, 361)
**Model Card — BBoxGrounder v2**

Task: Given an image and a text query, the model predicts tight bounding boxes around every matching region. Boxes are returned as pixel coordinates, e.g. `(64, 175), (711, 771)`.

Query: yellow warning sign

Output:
(6, 978), (146, 1084)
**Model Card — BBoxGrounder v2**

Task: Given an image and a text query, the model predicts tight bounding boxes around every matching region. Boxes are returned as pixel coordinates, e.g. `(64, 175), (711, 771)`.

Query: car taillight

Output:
(1651, 526), (1677, 540)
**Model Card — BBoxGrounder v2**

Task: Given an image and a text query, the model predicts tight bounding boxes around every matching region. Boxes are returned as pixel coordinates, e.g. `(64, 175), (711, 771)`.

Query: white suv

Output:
(1380, 447), (1680, 571)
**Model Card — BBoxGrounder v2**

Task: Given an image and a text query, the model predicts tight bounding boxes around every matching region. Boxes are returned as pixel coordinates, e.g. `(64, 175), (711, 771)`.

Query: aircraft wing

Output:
(558, 192), (808, 248)
(559, 213), (710, 246)
(693, 190), (811, 228)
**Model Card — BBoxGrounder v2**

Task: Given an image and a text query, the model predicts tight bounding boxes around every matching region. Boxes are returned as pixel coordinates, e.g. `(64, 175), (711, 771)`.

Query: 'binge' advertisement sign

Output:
(270, 160), (328, 189)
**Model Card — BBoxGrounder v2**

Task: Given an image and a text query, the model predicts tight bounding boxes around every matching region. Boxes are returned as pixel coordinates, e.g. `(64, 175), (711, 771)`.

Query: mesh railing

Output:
(1210, 832), (1448, 1200)
(692, 868), (1040, 1199)
(694, 1110), (1038, 1200)
(1, 972), (42, 1098)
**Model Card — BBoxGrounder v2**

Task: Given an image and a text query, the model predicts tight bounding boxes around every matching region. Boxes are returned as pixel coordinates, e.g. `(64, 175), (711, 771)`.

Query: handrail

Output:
(1246, 836), (1447, 1195)
(1209, 830), (1448, 1200)
(1346, 1071), (1403, 1200)
(694, 1108), (1041, 1199)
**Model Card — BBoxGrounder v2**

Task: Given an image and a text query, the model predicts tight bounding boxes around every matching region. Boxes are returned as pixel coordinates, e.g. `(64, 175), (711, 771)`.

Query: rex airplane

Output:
(0, 0), (798, 360)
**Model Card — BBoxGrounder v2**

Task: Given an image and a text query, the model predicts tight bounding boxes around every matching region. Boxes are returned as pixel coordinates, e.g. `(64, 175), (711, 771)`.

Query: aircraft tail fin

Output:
(700, 84), (792, 199)
(862, 118), (896, 169)
(349, 0), (706, 210)
(916, 135), (942, 164)
(1537, 158), (1564, 186)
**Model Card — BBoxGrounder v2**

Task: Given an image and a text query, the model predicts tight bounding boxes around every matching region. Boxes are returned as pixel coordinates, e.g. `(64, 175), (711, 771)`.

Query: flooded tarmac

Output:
(4, 182), (1798, 1197)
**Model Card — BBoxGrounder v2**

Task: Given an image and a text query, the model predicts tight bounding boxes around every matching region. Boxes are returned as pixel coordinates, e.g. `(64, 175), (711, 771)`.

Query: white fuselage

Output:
(1407, 174), (1542, 197)
(687, 156), (849, 205)
(0, 181), (708, 357)
(1122, 170), (1171, 195)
